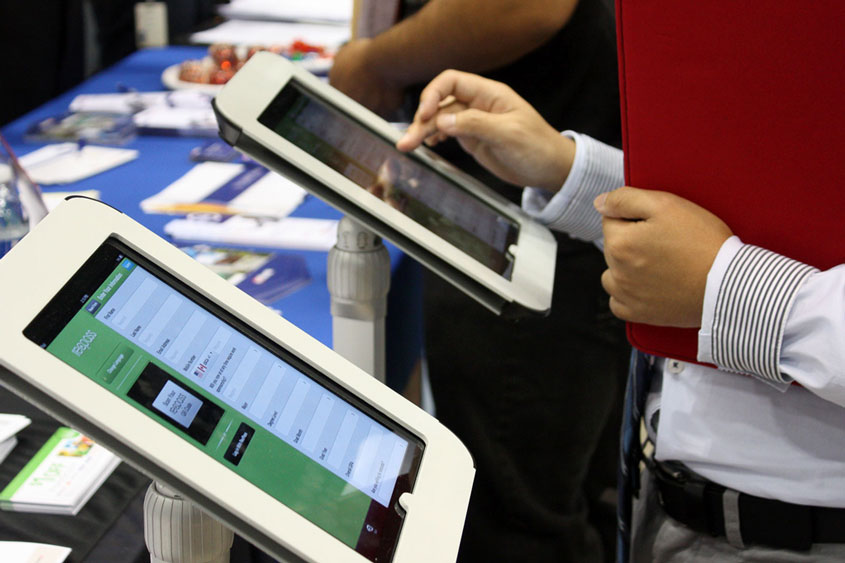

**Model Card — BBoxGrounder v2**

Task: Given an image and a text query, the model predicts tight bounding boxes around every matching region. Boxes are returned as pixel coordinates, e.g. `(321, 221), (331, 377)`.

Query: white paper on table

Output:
(141, 162), (307, 218)
(190, 20), (350, 48)
(70, 90), (213, 114)
(0, 437), (17, 466)
(217, 0), (353, 24)
(0, 541), (71, 563)
(132, 106), (218, 135)
(0, 144), (139, 185)
(165, 215), (339, 252)
(0, 414), (30, 443)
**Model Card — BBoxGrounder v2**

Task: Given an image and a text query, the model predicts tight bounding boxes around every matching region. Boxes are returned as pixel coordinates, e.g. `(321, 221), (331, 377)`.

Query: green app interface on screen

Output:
(39, 248), (416, 552)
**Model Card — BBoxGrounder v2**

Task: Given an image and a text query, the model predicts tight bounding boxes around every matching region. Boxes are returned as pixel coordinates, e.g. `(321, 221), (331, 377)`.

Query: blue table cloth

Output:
(1, 46), (421, 391)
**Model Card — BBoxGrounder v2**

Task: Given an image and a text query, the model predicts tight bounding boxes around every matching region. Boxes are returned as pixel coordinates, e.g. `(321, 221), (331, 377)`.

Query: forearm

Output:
(366, 0), (578, 87)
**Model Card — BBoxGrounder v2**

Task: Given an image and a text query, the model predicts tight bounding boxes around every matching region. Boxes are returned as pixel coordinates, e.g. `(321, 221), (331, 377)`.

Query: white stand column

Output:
(327, 217), (391, 382)
(143, 482), (234, 563)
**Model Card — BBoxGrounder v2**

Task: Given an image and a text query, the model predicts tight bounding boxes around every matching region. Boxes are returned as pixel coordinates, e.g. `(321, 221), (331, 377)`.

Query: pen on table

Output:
(16, 141), (88, 171)
(149, 202), (236, 215)
(116, 83), (147, 112)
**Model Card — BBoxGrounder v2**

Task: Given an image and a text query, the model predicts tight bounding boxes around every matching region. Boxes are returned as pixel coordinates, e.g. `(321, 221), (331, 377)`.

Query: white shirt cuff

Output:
(698, 236), (743, 363)
(522, 131), (623, 243)
(698, 237), (817, 386)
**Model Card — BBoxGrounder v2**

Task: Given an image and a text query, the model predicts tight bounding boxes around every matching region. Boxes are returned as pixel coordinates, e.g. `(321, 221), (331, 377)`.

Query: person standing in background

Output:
(0, 0), (218, 127)
(331, 2), (628, 561)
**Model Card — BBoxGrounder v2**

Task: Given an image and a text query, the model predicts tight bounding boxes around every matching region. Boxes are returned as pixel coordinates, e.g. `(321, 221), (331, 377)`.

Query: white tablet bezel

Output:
(213, 52), (556, 316)
(0, 197), (474, 563)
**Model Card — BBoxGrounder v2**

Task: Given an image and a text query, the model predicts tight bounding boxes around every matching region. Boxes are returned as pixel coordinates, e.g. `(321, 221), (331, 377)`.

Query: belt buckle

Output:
(655, 462), (713, 534)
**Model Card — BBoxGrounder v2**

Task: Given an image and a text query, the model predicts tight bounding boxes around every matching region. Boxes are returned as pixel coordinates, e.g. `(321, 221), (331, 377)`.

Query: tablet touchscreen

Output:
(257, 82), (519, 279)
(23, 238), (423, 562)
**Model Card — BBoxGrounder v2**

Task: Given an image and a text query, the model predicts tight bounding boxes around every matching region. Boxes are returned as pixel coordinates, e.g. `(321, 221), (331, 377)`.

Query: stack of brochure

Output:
(180, 245), (313, 305)
(0, 414), (30, 465)
(0, 427), (119, 515)
(166, 214), (339, 252)
(140, 161), (307, 218)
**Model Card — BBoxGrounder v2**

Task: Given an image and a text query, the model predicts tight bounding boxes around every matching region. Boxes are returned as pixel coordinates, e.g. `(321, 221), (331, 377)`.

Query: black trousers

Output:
(424, 234), (630, 562)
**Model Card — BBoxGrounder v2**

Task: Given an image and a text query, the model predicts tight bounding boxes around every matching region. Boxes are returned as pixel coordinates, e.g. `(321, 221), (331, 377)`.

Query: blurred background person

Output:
(330, 1), (629, 561)
(0, 0), (217, 126)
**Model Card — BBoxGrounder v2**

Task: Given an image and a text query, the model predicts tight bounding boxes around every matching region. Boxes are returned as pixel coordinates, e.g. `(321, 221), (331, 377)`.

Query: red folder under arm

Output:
(615, 1), (844, 362)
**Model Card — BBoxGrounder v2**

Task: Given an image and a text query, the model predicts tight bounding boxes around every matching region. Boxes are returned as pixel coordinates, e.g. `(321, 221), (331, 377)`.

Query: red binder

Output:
(615, 1), (844, 361)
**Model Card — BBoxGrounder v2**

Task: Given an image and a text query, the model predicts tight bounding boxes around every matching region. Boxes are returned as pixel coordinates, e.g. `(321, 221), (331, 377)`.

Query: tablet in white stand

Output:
(213, 52), (557, 318)
(0, 197), (474, 562)
(144, 216), (393, 563)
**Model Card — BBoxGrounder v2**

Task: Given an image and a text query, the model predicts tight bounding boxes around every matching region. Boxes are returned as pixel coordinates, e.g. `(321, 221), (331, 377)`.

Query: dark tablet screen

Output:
(259, 82), (518, 278)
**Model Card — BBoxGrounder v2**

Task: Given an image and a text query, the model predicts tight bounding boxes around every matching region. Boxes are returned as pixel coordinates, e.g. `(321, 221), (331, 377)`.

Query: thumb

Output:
(593, 186), (656, 220)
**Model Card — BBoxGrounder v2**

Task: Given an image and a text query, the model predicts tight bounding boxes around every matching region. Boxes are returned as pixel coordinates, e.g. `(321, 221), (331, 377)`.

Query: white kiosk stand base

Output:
(143, 482), (234, 563)
(326, 217), (391, 384)
(143, 217), (390, 563)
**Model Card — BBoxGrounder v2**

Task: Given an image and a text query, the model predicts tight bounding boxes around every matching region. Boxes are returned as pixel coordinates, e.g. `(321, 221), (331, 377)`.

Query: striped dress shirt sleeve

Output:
(522, 131), (845, 407)
(699, 237), (845, 407)
(522, 131), (624, 245)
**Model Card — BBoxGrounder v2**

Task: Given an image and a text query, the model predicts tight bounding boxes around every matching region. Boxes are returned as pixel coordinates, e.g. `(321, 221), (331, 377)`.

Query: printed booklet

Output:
(0, 427), (119, 515)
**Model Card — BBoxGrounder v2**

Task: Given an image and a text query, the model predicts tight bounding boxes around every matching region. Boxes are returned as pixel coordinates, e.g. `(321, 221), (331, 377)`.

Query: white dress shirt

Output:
(523, 131), (845, 507)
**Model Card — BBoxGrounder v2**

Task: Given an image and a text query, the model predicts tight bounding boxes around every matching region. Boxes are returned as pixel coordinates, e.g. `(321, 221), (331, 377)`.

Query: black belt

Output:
(652, 461), (845, 551)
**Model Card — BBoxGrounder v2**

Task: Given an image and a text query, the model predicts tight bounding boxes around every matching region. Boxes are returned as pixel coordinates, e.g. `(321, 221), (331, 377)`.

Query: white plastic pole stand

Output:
(143, 481), (234, 563)
(327, 216), (391, 383)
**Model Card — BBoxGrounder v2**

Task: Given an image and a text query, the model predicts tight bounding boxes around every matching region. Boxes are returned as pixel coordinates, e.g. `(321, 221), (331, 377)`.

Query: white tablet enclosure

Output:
(0, 197), (474, 563)
(213, 52), (556, 317)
